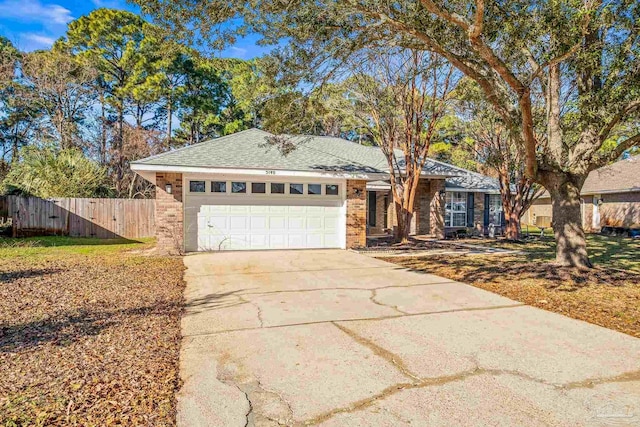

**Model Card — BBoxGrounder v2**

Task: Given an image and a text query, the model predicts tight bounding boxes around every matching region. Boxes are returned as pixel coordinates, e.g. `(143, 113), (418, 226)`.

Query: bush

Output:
(2, 147), (109, 198)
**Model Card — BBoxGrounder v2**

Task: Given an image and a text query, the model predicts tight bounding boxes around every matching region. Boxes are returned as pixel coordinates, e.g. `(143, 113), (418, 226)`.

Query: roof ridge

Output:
(294, 135), (385, 172)
(426, 156), (494, 180)
(132, 128), (272, 164)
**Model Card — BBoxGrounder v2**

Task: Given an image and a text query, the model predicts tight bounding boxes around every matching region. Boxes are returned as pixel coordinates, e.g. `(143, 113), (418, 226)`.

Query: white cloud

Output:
(228, 46), (248, 58)
(0, 0), (73, 26)
(90, 0), (124, 8)
(22, 33), (55, 48)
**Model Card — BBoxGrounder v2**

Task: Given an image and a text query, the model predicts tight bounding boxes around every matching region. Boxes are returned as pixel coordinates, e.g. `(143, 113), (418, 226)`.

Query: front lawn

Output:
(461, 234), (640, 272)
(384, 235), (640, 338)
(0, 237), (185, 426)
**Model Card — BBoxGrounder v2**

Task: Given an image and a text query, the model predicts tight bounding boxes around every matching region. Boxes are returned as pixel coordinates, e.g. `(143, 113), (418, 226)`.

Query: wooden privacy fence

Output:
(3, 196), (155, 239)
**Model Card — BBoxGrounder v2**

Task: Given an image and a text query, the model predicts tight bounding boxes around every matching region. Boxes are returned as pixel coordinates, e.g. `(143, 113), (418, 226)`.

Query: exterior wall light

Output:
(165, 183), (173, 194)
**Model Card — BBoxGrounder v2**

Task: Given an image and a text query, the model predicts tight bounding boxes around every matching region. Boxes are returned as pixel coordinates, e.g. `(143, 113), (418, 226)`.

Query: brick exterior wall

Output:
(428, 180), (446, 238)
(346, 179), (367, 248)
(155, 172), (184, 254)
(412, 180), (431, 235)
(375, 179), (445, 238)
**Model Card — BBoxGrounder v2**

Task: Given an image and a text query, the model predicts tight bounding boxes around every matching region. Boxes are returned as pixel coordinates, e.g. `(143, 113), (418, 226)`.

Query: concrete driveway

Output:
(178, 250), (640, 426)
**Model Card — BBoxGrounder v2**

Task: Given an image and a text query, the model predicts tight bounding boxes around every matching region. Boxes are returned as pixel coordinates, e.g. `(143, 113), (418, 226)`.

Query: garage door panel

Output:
(269, 234), (286, 248)
(269, 206), (287, 214)
(307, 233), (323, 247)
(324, 234), (339, 248)
(230, 216), (248, 230)
(230, 206), (250, 214)
(288, 217), (305, 230)
(207, 216), (228, 230)
(324, 216), (339, 231)
(250, 206), (268, 214)
(268, 216), (286, 229)
(250, 234), (268, 248)
(250, 216), (267, 230)
(307, 217), (323, 230)
(288, 234), (305, 248)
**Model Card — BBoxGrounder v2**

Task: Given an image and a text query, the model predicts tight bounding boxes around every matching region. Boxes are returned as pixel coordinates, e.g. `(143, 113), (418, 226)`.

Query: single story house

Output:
(131, 128), (504, 253)
(525, 155), (640, 232)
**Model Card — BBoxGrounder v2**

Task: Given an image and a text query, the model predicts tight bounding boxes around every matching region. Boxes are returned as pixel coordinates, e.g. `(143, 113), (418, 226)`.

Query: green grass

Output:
(463, 234), (640, 272)
(0, 236), (155, 259)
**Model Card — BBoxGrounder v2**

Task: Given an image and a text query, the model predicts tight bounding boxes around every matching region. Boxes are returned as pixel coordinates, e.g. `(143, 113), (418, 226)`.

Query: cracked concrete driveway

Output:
(178, 250), (640, 426)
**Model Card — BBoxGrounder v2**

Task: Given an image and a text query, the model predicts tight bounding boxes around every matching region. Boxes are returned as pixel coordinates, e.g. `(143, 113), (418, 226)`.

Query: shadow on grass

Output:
(395, 253), (637, 292)
(0, 300), (180, 353)
(0, 290), (247, 353)
(0, 268), (62, 284)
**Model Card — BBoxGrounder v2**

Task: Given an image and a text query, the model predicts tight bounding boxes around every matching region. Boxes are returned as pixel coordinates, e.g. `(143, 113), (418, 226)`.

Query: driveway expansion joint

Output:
(234, 281), (456, 297)
(186, 265), (393, 278)
(182, 303), (528, 338)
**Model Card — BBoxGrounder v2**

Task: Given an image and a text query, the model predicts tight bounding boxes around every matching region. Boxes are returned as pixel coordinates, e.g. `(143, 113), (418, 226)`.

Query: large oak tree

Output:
(136, 0), (640, 267)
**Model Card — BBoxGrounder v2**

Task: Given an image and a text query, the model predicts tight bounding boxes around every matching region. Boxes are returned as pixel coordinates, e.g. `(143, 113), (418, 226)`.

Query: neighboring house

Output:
(525, 155), (640, 232)
(131, 128), (503, 253)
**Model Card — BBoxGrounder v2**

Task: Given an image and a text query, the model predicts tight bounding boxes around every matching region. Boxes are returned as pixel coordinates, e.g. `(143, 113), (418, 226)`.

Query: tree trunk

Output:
(167, 100), (172, 148)
(116, 103), (125, 196)
(503, 206), (520, 240)
(100, 94), (107, 165)
(541, 172), (592, 269)
(394, 203), (413, 244)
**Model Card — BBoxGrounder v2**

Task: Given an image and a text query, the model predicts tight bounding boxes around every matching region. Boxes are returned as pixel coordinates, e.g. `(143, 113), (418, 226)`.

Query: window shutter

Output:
(466, 193), (474, 227)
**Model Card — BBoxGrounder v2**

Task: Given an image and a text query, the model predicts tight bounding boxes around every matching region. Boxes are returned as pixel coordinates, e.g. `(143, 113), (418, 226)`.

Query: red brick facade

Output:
(346, 179), (367, 248)
(155, 172), (184, 254)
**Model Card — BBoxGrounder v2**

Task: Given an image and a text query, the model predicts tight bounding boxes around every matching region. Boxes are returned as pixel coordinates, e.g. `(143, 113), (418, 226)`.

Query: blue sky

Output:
(0, 0), (269, 58)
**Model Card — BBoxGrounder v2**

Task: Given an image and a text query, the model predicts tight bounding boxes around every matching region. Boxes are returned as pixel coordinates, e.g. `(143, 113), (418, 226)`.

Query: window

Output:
(326, 184), (339, 195)
(189, 180), (205, 193)
(231, 182), (246, 193)
(211, 181), (226, 193)
(290, 183), (303, 195)
(445, 191), (467, 227)
(308, 184), (321, 195)
(252, 182), (266, 194)
(271, 183), (285, 194)
(488, 194), (503, 225)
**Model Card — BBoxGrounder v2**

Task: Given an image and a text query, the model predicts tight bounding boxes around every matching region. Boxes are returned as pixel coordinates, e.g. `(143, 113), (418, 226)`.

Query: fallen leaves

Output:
(0, 250), (185, 426)
(386, 254), (640, 339)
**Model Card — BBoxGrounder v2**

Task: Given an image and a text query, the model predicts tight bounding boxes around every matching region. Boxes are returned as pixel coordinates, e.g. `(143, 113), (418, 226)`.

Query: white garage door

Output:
(184, 179), (346, 251)
(196, 204), (342, 250)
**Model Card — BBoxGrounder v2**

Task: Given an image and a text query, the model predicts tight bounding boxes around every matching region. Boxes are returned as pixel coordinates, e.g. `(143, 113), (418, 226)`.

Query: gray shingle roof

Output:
(133, 128), (497, 190)
(582, 155), (640, 194)
(443, 166), (501, 192)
